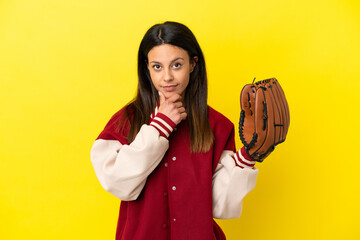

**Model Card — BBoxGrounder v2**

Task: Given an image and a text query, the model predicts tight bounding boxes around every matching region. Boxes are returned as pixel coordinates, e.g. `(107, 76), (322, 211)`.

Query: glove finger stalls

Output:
(271, 80), (286, 142)
(249, 87), (268, 156)
(272, 79), (290, 141)
(240, 84), (256, 146)
(267, 80), (283, 144)
(253, 86), (276, 158)
(240, 84), (255, 117)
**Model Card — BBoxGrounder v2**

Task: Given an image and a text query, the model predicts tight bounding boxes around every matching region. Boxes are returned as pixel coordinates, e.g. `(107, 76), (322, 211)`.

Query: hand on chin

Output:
(162, 91), (180, 100)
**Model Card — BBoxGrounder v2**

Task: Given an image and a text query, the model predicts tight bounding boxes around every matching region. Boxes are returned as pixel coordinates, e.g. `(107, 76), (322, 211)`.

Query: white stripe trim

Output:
(233, 153), (242, 167)
(153, 116), (173, 132)
(239, 151), (255, 165)
(233, 152), (254, 168)
(237, 161), (248, 168)
(151, 122), (170, 138)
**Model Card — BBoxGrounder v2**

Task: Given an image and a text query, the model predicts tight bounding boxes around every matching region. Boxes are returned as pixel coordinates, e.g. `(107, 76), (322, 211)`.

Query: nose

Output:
(164, 68), (174, 82)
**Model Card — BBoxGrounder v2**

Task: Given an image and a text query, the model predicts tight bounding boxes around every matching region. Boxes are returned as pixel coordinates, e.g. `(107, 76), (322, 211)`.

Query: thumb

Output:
(158, 91), (166, 104)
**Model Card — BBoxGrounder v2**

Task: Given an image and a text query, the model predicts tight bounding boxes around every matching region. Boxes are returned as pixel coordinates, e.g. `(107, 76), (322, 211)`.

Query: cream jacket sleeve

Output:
(212, 149), (259, 219)
(90, 113), (175, 201)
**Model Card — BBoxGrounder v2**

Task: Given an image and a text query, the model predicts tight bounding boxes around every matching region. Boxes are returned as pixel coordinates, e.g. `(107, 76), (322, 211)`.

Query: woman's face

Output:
(147, 44), (197, 100)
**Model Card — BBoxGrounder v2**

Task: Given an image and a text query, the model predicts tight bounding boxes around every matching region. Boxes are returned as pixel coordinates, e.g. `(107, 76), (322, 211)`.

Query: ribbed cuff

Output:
(233, 146), (256, 168)
(149, 113), (176, 138)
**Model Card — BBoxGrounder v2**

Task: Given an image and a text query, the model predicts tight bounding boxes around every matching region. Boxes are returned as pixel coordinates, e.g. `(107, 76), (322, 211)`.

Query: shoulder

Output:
(207, 106), (236, 152)
(105, 105), (132, 129)
(207, 106), (234, 129)
(96, 105), (134, 144)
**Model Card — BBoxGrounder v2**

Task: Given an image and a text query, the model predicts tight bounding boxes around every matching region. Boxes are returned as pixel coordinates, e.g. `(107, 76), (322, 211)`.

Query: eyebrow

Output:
(150, 57), (185, 64)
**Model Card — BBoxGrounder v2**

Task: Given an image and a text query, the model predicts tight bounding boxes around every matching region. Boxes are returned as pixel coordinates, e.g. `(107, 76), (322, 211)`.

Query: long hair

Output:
(120, 21), (214, 153)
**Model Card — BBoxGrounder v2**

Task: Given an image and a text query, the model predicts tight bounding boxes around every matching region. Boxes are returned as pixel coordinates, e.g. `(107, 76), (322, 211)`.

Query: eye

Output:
(173, 63), (182, 69)
(152, 64), (161, 70)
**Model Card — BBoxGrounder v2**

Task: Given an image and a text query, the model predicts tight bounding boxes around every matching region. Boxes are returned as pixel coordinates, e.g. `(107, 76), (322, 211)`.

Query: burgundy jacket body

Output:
(97, 106), (236, 240)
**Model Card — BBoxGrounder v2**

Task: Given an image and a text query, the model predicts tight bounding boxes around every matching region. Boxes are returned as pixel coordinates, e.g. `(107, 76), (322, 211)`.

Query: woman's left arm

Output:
(212, 147), (258, 219)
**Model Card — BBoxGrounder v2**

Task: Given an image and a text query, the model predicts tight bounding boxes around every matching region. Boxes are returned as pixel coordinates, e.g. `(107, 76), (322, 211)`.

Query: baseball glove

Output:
(239, 78), (290, 162)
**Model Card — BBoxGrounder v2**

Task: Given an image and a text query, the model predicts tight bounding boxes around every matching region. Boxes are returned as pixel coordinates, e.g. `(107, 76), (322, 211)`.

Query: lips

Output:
(163, 84), (178, 91)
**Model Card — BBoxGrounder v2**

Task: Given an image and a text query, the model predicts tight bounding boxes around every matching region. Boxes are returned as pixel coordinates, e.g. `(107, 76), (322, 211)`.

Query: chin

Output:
(164, 92), (177, 98)
(160, 89), (185, 99)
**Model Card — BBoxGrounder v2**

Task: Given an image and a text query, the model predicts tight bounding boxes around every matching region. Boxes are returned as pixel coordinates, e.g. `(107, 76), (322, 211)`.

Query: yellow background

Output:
(1, 0), (359, 239)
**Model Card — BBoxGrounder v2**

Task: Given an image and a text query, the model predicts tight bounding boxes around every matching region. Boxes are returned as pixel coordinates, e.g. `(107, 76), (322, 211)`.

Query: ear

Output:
(190, 56), (198, 73)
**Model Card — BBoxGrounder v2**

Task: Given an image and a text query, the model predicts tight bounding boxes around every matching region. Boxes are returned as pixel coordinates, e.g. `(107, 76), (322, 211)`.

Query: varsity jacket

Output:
(90, 105), (259, 240)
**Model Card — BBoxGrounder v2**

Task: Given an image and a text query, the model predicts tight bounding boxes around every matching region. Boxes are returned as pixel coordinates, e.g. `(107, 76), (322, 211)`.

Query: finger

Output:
(180, 111), (187, 120)
(167, 93), (182, 103)
(158, 91), (166, 105)
(173, 101), (184, 108)
(177, 107), (186, 114)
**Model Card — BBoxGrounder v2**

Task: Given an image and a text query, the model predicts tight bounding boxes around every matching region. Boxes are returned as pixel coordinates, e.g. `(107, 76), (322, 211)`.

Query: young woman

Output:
(91, 21), (259, 240)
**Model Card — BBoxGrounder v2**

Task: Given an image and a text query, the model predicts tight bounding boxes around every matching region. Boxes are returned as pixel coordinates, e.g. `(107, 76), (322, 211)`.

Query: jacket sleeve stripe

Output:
(233, 147), (256, 168)
(151, 121), (170, 138)
(155, 113), (176, 129)
(154, 117), (173, 132)
(149, 113), (176, 139)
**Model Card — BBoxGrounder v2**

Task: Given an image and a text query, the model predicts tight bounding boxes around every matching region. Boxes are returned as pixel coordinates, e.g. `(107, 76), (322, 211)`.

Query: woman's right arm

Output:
(90, 113), (176, 201)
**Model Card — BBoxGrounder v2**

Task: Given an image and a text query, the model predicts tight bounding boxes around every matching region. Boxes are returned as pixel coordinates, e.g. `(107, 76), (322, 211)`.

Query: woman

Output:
(91, 21), (259, 240)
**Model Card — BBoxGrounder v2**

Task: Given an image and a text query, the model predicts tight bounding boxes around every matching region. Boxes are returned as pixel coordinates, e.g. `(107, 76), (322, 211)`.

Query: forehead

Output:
(147, 44), (189, 62)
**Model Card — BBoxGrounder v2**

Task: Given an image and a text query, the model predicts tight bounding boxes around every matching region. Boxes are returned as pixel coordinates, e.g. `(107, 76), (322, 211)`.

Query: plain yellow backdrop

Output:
(1, 0), (359, 239)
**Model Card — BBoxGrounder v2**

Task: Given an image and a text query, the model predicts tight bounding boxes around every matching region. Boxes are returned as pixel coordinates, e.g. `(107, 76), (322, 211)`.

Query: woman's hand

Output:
(158, 91), (187, 125)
